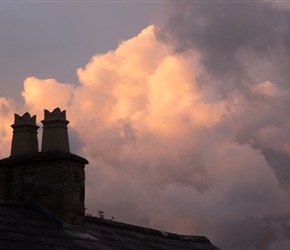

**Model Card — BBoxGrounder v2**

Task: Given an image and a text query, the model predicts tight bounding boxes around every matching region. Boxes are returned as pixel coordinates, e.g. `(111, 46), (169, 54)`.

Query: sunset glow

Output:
(1, 1), (290, 249)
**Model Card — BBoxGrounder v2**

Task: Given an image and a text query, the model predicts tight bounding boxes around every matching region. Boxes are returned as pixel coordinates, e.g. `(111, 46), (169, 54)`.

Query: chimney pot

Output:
(10, 112), (39, 156)
(41, 107), (70, 152)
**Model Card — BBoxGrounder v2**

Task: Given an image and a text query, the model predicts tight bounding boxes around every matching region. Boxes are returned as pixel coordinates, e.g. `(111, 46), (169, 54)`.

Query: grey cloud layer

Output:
(157, 1), (290, 249)
(158, 1), (290, 94)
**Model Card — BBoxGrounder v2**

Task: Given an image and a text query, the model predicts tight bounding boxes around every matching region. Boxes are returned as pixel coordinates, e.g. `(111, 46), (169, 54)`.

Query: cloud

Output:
(0, 97), (18, 158)
(1, 5), (290, 248)
(157, 1), (290, 96)
(251, 81), (282, 97)
(155, 1), (290, 248)
(22, 77), (75, 114)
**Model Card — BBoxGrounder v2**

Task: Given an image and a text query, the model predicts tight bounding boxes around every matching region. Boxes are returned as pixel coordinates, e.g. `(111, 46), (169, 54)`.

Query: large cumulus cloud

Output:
(1, 2), (290, 248)
(155, 1), (290, 248)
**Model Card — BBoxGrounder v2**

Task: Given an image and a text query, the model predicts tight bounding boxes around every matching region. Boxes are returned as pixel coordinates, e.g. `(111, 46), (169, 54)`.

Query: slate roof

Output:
(0, 202), (221, 250)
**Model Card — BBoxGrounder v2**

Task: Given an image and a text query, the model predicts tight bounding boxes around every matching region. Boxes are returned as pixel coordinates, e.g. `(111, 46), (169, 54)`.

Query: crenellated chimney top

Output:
(11, 112), (39, 156)
(41, 108), (70, 152)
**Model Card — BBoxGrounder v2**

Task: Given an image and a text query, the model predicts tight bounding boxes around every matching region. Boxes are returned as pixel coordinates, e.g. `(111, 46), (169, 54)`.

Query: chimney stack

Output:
(41, 108), (70, 152)
(0, 108), (88, 224)
(11, 112), (39, 156)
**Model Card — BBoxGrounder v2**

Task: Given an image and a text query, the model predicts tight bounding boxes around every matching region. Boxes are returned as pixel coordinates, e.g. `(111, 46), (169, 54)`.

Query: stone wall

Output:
(0, 151), (88, 224)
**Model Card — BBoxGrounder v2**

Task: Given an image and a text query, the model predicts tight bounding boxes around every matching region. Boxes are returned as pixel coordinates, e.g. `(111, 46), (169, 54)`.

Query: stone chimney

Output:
(0, 108), (88, 225)
(11, 112), (39, 156)
(41, 108), (70, 152)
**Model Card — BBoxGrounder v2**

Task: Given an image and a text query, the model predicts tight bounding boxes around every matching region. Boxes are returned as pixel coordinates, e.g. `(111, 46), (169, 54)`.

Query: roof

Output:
(0, 203), (221, 250)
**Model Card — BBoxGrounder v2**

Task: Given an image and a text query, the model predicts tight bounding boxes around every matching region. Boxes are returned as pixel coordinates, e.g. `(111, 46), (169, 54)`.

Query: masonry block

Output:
(0, 108), (88, 225)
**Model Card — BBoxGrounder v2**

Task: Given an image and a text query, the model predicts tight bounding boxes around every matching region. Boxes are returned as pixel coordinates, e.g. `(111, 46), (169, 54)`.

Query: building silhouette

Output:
(0, 108), (220, 250)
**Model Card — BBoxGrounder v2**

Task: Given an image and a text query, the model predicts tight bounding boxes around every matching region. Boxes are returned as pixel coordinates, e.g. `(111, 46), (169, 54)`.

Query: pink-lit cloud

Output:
(0, 98), (18, 157)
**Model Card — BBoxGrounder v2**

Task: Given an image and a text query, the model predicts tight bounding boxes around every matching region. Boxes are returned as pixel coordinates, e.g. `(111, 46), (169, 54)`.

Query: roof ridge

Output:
(85, 216), (211, 243)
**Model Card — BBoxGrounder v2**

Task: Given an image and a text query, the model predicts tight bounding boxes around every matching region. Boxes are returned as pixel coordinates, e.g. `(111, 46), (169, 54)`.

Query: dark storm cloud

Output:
(157, 1), (290, 94)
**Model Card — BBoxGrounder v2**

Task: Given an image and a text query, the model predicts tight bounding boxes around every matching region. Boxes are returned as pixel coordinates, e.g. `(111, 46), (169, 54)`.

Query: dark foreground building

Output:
(0, 108), (221, 250)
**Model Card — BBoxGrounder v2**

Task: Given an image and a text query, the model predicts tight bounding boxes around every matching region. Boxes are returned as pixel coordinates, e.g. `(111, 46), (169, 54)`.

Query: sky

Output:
(1, 1), (290, 249)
